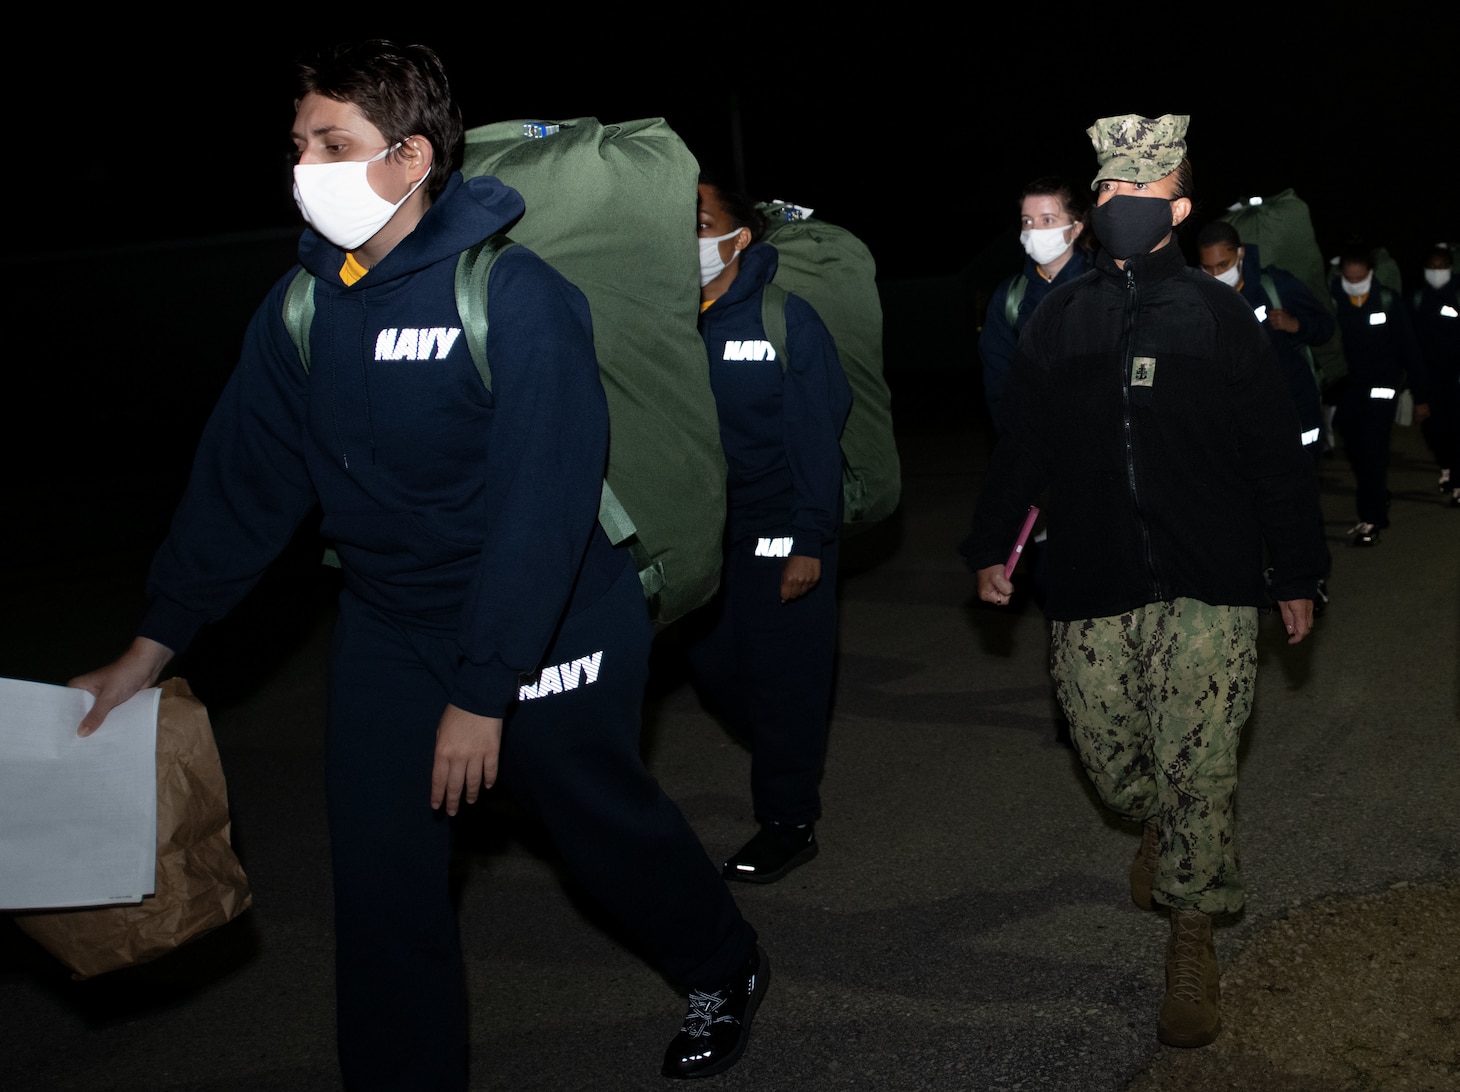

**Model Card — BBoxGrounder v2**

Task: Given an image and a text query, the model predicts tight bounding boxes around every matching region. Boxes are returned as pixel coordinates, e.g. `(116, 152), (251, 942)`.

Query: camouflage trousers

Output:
(1050, 599), (1258, 915)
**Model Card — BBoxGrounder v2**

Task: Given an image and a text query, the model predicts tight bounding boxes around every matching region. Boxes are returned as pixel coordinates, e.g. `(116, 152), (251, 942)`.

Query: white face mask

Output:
(1342, 273), (1373, 297)
(293, 144), (426, 250)
(1019, 225), (1074, 266)
(1213, 249), (1244, 288)
(699, 229), (743, 287)
(1424, 267), (1453, 290)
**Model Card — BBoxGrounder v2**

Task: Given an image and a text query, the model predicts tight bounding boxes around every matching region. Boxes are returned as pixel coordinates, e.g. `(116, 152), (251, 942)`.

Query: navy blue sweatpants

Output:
(686, 534), (839, 826)
(325, 556), (755, 1090)
(1333, 388), (1396, 527)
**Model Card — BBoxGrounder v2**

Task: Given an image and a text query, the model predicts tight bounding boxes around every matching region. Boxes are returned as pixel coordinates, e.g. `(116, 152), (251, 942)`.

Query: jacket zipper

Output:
(1119, 264), (1162, 601)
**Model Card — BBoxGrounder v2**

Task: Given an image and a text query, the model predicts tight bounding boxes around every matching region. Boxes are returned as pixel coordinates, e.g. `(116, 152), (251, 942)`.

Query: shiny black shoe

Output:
(723, 822), (818, 884)
(661, 945), (769, 1079)
(1348, 521), (1380, 547)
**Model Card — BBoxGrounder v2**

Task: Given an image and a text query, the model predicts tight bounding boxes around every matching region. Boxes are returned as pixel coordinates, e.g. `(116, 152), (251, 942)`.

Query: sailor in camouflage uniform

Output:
(962, 114), (1325, 1049)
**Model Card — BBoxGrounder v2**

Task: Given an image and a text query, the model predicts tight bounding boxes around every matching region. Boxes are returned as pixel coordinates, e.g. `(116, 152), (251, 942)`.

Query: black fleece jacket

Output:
(963, 241), (1327, 618)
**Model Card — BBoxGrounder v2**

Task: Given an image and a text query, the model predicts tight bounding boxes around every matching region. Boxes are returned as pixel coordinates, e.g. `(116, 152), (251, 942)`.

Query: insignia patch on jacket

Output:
(1131, 356), (1156, 387)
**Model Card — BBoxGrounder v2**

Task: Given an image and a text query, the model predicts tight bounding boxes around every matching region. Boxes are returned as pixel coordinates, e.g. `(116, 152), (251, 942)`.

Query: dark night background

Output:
(3, 26), (1456, 1091)
(2, 18), (1455, 583)
(11, 20), (1458, 275)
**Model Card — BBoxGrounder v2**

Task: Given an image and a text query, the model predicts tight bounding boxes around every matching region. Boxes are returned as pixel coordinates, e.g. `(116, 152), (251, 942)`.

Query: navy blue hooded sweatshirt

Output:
(1230, 243), (1333, 438)
(698, 242), (852, 557)
(141, 172), (621, 718)
(980, 247), (1094, 434)
(1330, 274), (1428, 401)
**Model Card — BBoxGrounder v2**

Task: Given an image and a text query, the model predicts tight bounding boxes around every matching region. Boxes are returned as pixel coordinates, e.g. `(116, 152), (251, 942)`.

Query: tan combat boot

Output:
(1157, 908), (1221, 1047)
(1130, 819), (1159, 911)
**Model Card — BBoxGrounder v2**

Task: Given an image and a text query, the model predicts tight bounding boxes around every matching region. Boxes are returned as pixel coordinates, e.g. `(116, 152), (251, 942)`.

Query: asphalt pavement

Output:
(2, 378), (1456, 1092)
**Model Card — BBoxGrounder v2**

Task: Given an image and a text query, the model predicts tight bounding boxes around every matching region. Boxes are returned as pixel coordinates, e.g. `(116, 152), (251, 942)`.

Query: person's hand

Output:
(977, 564), (1015, 606)
(69, 637), (174, 737)
(430, 703), (503, 815)
(1268, 308), (1301, 334)
(1277, 598), (1314, 644)
(780, 555), (821, 602)
(1412, 401), (1431, 424)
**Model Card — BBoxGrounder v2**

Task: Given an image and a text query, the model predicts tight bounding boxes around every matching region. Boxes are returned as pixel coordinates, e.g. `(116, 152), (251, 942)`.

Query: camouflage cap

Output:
(1087, 114), (1190, 190)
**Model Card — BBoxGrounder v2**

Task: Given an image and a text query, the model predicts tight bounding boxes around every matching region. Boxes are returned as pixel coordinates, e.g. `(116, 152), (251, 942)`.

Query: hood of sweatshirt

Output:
(715, 241), (779, 309)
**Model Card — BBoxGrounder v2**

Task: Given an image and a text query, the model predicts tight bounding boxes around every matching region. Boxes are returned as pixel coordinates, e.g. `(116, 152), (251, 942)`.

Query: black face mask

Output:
(1092, 194), (1175, 259)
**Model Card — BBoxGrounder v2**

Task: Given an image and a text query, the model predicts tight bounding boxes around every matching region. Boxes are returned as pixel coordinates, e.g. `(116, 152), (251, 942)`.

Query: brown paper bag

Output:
(13, 677), (252, 978)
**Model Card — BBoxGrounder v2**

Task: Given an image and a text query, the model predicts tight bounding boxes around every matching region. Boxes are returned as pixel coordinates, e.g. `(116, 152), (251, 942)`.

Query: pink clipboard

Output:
(1004, 506), (1040, 579)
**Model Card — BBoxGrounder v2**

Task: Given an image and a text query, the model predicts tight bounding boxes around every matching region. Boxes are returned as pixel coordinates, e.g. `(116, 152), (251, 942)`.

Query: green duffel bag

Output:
(1221, 188), (1346, 387)
(757, 200), (902, 531)
(462, 118), (726, 627)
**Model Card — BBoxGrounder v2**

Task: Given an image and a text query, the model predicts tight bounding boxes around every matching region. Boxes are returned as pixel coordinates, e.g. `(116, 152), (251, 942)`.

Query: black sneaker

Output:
(1348, 522), (1380, 547)
(661, 945), (770, 1079)
(723, 822), (818, 884)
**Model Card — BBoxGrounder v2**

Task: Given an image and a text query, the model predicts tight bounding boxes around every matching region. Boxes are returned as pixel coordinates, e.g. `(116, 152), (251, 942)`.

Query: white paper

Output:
(0, 677), (160, 909)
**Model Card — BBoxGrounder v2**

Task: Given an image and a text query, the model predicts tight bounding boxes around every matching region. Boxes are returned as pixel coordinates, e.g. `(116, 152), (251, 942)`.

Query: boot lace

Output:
(1169, 913), (1210, 1004)
(679, 988), (737, 1039)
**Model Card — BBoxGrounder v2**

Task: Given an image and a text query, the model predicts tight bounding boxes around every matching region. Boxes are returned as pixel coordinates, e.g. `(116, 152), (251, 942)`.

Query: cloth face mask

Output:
(293, 144), (425, 251)
(1020, 225), (1074, 266)
(1342, 274), (1373, 297)
(699, 230), (742, 287)
(1213, 250), (1244, 288)
(1092, 194), (1176, 260)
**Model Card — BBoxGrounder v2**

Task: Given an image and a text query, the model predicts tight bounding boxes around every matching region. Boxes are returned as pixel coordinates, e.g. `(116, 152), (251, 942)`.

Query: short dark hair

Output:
(1169, 157), (1195, 202)
(698, 171), (766, 244)
(1020, 175), (1091, 245)
(1021, 176), (1088, 221)
(1164, 157), (1197, 245)
(296, 40), (464, 200)
(1337, 242), (1374, 271)
(1196, 221), (1240, 250)
(1424, 243), (1454, 269)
